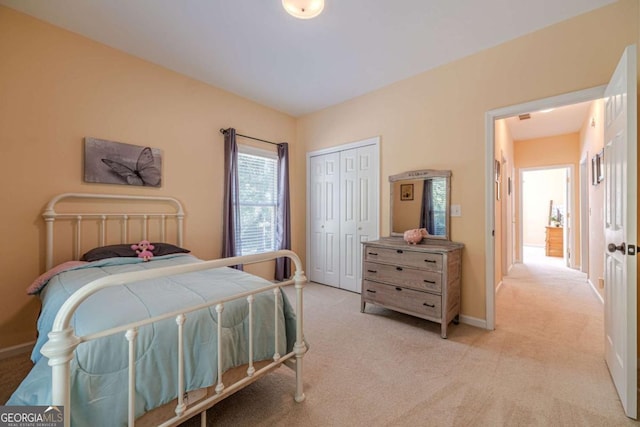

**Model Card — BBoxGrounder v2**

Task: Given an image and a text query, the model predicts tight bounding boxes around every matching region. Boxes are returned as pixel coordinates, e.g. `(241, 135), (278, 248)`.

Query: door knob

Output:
(608, 242), (626, 254)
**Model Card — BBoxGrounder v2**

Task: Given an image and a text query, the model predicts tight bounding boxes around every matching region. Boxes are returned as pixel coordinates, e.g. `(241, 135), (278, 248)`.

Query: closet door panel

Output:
(309, 156), (325, 283)
(340, 148), (358, 292)
(310, 152), (340, 287)
(355, 145), (379, 293)
(324, 154), (341, 287)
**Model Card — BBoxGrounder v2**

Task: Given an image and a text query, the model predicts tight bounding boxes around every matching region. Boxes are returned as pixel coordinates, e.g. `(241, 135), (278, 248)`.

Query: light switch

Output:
(451, 204), (462, 217)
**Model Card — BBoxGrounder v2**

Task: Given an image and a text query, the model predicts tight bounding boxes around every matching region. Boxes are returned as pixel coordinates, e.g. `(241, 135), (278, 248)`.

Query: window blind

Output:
(237, 151), (278, 256)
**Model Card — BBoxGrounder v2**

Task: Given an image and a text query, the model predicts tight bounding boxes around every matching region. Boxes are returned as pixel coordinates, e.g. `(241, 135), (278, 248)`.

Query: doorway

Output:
(485, 57), (637, 417)
(520, 166), (572, 267)
(485, 85), (605, 329)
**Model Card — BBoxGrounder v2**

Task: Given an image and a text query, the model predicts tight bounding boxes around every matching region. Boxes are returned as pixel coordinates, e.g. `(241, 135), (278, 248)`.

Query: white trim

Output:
(485, 85), (606, 332)
(495, 280), (503, 293)
(238, 143), (278, 159)
(459, 314), (487, 329)
(306, 136), (380, 158)
(588, 278), (604, 304)
(305, 136), (381, 283)
(579, 154), (590, 274)
(0, 341), (35, 360)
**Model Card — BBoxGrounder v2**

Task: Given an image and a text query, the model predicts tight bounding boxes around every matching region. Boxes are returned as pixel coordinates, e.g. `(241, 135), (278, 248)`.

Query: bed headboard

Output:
(43, 193), (185, 270)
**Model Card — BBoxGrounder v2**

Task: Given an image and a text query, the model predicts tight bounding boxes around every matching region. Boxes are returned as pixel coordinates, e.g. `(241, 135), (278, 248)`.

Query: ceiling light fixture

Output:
(282, 0), (325, 19)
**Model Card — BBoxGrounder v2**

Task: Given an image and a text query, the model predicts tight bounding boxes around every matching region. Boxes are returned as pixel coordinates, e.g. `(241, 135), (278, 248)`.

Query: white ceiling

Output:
(505, 101), (594, 141)
(0, 0), (616, 116)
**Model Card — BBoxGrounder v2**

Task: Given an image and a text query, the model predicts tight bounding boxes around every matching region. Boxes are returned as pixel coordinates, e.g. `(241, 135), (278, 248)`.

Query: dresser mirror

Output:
(389, 169), (451, 240)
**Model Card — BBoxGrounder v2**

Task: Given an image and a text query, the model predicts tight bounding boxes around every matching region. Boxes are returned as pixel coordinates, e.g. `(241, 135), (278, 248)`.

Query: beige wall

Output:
(297, 0), (638, 321)
(0, 7), (302, 348)
(579, 99), (606, 299)
(2, 1), (640, 349)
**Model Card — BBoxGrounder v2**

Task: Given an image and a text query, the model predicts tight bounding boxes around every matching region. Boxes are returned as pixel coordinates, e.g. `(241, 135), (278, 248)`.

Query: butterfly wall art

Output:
(84, 137), (162, 187)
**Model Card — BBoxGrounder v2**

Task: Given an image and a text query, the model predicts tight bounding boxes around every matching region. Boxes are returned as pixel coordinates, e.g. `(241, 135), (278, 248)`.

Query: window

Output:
(237, 146), (278, 256)
(432, 178), (447, 235)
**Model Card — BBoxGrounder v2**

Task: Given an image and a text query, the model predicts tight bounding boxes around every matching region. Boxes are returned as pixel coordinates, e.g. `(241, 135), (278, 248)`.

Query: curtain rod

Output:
(219, 128), (280, 146)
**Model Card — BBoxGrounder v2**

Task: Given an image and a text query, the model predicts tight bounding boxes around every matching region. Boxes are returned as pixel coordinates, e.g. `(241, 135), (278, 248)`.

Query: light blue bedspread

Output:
(7, 254), (297, 426)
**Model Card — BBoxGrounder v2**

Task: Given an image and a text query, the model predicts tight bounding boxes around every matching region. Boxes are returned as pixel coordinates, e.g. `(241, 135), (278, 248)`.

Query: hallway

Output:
(495, 247), (628, 422)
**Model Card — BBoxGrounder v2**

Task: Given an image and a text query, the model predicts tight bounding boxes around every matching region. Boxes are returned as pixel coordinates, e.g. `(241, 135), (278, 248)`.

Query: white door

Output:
(604, 45), (637, 419)
(580, 157), (589, 273)
(339, 148), (359, 291)
(339, 145), (379, 293)
(309, 153), (340, 287)
(355, 145), (379, 292)
(564, 168), (571, 268)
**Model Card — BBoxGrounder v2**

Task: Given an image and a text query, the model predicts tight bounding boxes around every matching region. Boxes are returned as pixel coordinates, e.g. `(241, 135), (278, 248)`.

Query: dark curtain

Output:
(419, 179), (434, 234)
(275, 143), (291, 281)
(222, 128), (242, 270)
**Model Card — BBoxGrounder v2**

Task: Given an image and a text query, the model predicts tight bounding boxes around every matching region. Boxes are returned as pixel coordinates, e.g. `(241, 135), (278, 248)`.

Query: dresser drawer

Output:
(364, 246), (443, 271)
(362, 281), (441, 319)
(364, 262), (442, 293)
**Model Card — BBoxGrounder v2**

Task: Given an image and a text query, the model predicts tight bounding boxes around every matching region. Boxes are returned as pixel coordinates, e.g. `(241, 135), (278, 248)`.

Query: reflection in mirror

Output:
(390, 170), (451, 240)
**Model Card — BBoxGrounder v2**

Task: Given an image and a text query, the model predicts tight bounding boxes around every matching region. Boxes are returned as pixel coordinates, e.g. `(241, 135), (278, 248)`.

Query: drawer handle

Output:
(397, 249), (404, 254)
(396, 267), (403, 271)
(366, 289), (377, 294)
(423, 280), (436, 284)
(368, 252), (378, 256)
(423, 303), (436, 308)
(424, 259), (436, 263)
(367, 269), (377, 273)
(395, 287), (402, 291)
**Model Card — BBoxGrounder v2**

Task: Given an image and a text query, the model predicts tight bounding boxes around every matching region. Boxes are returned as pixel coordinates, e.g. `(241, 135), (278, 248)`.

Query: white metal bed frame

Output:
(37, 193), (307, 427)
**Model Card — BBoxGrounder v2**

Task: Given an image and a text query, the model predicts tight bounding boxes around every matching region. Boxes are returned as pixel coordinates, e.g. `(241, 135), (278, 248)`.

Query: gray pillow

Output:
(80, 243), (190, 262)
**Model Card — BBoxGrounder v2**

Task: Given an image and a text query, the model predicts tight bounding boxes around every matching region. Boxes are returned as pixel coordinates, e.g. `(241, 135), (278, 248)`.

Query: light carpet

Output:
(2, 252), (635, 426)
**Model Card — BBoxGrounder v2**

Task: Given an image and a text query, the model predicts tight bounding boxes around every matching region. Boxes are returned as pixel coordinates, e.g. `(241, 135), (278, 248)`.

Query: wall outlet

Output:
(451, 204), (462, 217)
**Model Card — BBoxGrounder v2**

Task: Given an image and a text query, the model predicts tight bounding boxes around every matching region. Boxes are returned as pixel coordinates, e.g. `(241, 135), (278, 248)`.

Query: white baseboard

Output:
(587, 279), (604, 304)
(459, 314), (487, 329)
(0, 341), (35, 360)
(495, 280), (503, 293)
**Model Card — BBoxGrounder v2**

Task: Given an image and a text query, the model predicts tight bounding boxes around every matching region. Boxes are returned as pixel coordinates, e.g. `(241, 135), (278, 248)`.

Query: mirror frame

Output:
(389, 169), (452, 240)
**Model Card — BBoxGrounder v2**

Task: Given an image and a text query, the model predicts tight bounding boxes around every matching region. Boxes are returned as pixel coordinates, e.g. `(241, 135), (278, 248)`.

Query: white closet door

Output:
(340, 145), (379, 293)
(309, 155), (325, 283)
(355, 144), (379, 293)
(340, 149), (359, 292)
(308, 139), (379, 292)
(309, 152), (340, 287)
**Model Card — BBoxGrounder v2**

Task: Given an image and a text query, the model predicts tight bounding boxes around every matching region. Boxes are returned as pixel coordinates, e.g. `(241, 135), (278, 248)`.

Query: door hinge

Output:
(627, 244), (636, 256)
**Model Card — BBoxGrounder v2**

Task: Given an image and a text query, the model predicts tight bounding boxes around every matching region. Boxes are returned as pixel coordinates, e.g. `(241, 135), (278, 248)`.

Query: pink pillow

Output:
(27, 260), (88, 295)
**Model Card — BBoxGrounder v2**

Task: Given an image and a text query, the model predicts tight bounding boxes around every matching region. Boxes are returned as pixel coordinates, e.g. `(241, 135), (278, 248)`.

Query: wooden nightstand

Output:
(545, 226), (563, 257)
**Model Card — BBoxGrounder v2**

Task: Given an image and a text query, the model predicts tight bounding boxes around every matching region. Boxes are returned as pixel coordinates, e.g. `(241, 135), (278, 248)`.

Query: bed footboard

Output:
(40, 250), (307, 427)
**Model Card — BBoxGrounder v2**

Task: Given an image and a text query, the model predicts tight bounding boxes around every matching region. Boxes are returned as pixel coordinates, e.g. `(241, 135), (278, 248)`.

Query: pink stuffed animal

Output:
(131, 240), (155, 261)
(403, 228), (429, 245)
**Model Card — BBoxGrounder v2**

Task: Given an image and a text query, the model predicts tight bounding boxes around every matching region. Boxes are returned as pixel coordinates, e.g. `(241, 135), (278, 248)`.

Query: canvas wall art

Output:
(84, 137), (162, 187)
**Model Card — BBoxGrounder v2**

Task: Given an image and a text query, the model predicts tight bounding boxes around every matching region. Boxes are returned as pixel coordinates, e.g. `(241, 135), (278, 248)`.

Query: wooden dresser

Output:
(361, 238), (463, 338)
(545, 226), (563, 257)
